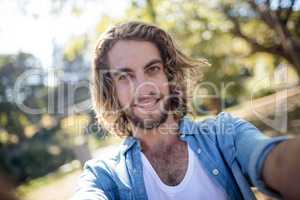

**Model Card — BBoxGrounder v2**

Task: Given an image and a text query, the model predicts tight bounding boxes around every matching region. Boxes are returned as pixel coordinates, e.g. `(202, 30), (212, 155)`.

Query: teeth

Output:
(139, 101), (155, 107)
(137, 99), (158, 108)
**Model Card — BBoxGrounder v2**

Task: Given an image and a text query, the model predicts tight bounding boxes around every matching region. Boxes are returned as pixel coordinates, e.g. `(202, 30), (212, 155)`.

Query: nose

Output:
(133, 75), (160, 101)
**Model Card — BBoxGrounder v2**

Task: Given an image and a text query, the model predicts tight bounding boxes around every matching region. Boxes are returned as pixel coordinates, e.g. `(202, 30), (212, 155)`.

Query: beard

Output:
(124, 96), (171, 130)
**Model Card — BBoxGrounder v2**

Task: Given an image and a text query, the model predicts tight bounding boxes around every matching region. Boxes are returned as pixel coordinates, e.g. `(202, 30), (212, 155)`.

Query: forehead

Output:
(107, 40), (162, 70)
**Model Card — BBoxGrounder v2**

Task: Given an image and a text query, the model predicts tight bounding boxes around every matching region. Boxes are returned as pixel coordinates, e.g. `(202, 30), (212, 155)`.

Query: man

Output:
(73, 21), (300, 200)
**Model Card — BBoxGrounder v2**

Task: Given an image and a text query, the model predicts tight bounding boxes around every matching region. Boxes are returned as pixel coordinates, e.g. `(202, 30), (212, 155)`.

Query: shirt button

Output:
(212, 169), (219, 176)
(180, 134), (185, 138)
(196, 148), (202, 154)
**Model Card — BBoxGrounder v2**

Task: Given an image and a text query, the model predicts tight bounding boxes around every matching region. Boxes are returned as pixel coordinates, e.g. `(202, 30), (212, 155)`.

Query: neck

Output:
(132, 115), (181, 154)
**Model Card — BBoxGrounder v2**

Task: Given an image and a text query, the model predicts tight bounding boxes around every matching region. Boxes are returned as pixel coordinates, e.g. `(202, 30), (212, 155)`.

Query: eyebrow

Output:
(110, 68), (132, 78)
(110, 58), (163, 77)
(143, 59), (163, 70)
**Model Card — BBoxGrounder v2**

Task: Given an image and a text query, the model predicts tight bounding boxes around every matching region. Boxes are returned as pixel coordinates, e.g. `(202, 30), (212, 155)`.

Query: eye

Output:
(118, 74), (127, 81)
(117, 72), (132, 81)
(146, 65), (161, 74)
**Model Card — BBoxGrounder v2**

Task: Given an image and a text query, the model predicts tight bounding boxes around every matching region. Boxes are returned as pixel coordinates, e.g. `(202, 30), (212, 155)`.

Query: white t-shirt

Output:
(141, 145), (228, 200)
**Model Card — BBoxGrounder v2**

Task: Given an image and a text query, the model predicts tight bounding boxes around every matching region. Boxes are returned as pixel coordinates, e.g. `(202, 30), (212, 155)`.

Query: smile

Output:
(134, 97), (161, 110)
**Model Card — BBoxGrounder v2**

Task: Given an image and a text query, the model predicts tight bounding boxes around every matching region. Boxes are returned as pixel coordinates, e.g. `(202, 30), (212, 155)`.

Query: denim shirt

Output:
(72, 112), (289, 200)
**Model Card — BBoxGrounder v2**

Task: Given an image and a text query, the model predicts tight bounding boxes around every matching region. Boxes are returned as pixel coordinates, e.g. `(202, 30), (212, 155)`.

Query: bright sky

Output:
(0, 0), (129, 67)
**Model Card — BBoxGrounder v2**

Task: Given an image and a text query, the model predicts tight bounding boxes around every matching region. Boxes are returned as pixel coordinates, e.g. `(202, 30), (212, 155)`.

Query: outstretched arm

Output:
(262, 137), (300, 200)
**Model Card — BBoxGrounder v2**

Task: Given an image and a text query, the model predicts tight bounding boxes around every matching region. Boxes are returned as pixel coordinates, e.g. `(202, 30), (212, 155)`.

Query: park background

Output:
(0, 0), (300, 199)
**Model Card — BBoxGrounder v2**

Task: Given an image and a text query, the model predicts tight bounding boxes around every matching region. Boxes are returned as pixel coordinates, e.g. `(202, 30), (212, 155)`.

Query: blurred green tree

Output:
(221, 0), (300, 76)
(0, 53), (75, 183)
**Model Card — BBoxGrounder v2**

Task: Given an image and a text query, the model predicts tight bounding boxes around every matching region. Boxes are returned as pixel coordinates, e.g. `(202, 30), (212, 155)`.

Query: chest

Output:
(144, 146), (188, 186)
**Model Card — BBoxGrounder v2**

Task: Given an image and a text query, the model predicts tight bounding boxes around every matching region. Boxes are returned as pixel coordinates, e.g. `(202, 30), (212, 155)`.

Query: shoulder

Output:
(84, 147), (122, 178)
(73, 147), (124, 199)
(180, 112), (237, 137)
(82, 144), (132, 188)
(80, 145), (122, 187)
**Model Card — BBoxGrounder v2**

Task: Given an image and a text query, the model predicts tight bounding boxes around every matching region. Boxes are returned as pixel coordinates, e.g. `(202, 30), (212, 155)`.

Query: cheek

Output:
(159, 82), (169, 95)
(116, 83), (134, 107)
(159, 75), (170, 96)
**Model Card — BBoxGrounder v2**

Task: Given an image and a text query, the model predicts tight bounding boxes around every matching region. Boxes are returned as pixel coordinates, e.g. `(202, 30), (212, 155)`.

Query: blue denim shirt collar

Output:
(121, 136), (137, 155)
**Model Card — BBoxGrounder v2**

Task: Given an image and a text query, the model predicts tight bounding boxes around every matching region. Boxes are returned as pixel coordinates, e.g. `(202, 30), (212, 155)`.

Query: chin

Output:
(128, 110), (168, 130)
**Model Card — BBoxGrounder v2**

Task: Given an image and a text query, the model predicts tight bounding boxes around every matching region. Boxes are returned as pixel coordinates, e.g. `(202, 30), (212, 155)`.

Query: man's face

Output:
(107, 40), (170, 129)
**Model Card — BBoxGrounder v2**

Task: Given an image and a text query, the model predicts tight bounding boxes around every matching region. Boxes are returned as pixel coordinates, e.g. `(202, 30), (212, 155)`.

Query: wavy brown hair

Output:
(91, 21), (207, 137)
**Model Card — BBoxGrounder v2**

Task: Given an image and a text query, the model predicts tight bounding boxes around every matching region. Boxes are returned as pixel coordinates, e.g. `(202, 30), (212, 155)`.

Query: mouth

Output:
(133, 97), (161, 110)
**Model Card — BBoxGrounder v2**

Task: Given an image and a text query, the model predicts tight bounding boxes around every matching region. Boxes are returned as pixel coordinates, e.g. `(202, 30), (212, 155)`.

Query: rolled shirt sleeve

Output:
(231, 113), (289, 198)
